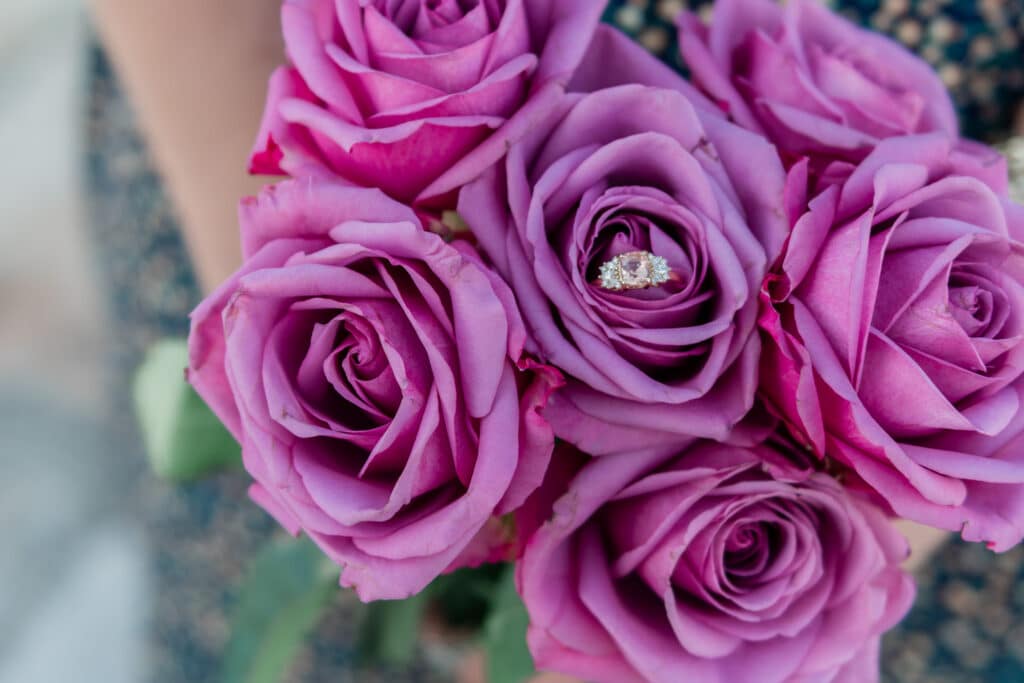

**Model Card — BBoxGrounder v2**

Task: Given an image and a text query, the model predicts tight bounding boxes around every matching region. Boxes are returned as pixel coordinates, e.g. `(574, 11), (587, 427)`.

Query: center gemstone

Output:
(619, 252), (652, 288)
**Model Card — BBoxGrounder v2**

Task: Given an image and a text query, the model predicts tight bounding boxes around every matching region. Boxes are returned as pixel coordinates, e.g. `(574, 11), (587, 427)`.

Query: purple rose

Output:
(518, 441), (914, 683)
(679, 0), (957, 166)
(188, 180), (561, 600)
(250, 0), (605, 205)
(761, 134), (1024, 550)
(458, 31), (788, 454)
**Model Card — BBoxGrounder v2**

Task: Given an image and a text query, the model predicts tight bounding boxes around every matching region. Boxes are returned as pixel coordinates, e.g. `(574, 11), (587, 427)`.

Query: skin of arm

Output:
(90, 0), (283, 291)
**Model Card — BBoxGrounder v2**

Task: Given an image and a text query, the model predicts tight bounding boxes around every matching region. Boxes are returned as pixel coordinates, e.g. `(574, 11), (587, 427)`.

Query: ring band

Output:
(597, 251), (673, 291)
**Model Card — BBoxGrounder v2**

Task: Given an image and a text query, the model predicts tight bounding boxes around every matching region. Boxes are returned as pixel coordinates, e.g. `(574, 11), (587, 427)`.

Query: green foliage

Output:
(430, 564), (506, 629)
(133, 339), (240, 481)
(355, 563), (534, 680)
(483, 566), (535, 683)
(221, 536), (337, 683)
(358, 591), (431, 666)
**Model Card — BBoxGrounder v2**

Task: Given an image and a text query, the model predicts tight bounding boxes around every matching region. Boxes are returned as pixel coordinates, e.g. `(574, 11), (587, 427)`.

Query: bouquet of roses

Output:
(138, 0), (1024, 681)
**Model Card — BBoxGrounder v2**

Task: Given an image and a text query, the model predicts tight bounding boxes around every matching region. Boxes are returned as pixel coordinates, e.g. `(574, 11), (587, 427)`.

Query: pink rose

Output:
(188, 180), (561, 600)
(458, 29), (789, 454)
(518, 440), (914, 683)
(761, 134), (1024, 550)
(679, 0), (957, 166)
(250, 0), (605, 205)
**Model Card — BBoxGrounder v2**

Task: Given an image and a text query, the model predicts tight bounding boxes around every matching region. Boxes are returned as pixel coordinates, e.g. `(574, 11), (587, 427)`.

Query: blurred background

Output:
(0, 0), (149, 681)
(4, 0), (1024, 682)
(0, 2), (463, 681)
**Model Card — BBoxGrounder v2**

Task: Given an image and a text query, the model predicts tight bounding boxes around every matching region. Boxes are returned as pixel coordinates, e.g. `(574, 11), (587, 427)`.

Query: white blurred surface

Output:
(0, 1), (151, 681)
(0, 0), (105, 405)
(0, 526), (149, 683)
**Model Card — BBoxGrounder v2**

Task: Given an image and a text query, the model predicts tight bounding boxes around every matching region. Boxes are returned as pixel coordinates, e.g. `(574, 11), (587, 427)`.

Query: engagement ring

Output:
(597, 251), (673, 291)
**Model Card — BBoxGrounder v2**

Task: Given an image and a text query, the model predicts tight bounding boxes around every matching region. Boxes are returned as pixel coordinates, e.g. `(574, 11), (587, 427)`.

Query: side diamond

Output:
(649, 255), (670, 285)
(599, 260), (622, 290)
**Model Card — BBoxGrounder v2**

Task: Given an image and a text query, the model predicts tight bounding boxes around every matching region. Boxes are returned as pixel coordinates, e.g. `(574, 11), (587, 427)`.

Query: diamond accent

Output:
(599, 260), (622, 290)
(597, 251), (672, 291)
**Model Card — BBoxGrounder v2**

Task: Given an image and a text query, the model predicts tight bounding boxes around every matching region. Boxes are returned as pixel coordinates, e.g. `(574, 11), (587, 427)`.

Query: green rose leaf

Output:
(133, 338), (240, 481)
(222, 536), (337, 683)
(483, 565), (535, 683)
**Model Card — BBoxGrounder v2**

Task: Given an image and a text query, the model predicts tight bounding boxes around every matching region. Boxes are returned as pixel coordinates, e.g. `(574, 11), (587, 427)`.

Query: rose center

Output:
(586, 216), (693, 295)
(949, 285), (993, 337)
(723, 523), (771, 577)
(422, 0), (475, 24)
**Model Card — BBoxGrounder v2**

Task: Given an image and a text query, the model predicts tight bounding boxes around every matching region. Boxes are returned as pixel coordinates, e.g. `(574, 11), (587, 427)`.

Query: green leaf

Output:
(429, 564), (505, 629)
(483, 566), (535, 683)
(221, 536), (337, 683)
(133, 338), (241, 481)
(358, 590), (430, 666)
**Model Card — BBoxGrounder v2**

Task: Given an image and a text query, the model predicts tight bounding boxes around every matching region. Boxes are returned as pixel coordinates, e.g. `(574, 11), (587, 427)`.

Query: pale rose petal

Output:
(281, 1), (361, 119)
(569, 24), (719, 118)
(280, 98), (503, 201)
(678, 12), (762, 132)
(366, 54), (536, 126)
(523, 0), (605, 85)
(372, 32), (495, 92)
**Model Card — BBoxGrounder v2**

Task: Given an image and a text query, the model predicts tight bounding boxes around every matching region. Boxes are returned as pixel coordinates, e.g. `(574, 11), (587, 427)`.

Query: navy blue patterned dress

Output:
(86, 2), (1024, 680)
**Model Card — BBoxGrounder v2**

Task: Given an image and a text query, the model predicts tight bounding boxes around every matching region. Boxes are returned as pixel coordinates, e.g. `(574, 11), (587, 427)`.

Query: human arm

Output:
(89, 0), (283, 291)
